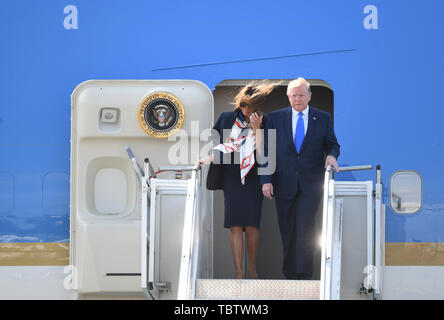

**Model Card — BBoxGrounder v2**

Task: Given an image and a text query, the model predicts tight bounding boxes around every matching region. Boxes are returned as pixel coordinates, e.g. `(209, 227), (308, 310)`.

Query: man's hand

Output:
(325, 155), (339, 172)
(262, 183), (274, 200)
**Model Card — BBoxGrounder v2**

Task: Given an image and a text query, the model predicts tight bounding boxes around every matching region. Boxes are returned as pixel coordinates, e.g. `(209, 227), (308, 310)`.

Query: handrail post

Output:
(125, 146), (144, 180)
(320, 166), (333, 300)
(374, 165), (383, 299)
(145, 158), (157, 179)
(321, 163), (376, 300)
(177, 165), (201, 300)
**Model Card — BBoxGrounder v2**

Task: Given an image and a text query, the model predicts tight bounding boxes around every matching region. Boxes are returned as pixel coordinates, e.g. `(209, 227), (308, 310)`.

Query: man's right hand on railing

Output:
(325, 155), (339, 172)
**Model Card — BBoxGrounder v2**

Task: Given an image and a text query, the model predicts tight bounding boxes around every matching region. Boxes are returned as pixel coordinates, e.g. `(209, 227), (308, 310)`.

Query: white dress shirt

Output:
(292, 106), (309, 138)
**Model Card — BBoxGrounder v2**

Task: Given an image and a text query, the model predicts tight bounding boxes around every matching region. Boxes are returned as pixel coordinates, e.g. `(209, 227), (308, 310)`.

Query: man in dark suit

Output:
(260, 78), (340, 280)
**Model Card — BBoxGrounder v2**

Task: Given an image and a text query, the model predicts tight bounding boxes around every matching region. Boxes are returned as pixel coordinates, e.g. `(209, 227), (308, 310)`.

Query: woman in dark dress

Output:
(198, 82), (277, 279)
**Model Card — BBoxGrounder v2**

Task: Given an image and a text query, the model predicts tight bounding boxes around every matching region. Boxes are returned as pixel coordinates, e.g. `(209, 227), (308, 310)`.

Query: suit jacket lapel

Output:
(299, 107), (317, 154)
(283, 107), (297, 154)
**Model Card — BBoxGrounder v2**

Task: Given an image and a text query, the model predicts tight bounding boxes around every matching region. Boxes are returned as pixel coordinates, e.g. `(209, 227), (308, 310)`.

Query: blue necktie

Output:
(294, 112), (304, 153)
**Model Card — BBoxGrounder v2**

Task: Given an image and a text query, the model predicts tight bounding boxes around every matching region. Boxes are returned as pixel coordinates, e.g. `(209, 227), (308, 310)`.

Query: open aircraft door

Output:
(70, 80), (213, 298)
(71, 79), (385, 300)
(320, 165), (385, 300)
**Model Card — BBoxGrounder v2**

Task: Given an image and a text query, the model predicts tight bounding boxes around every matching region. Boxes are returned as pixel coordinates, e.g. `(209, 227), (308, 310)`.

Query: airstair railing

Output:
(146, 165), (197, 299)
(320, 165), (335, 300)
(125, 146), (145, 183)
(124, 147), (154, 299)
(177, 164), (201, 300)
(320, 164), (374, 300)
(141, 156), (152, 299)
(335, 165), (373, 172)
(374, 165), (384, 299)
(128, 144), (199, 299)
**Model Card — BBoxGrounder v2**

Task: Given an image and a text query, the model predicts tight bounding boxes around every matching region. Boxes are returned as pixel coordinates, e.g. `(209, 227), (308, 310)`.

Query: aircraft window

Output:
(390, 171), (422, 214)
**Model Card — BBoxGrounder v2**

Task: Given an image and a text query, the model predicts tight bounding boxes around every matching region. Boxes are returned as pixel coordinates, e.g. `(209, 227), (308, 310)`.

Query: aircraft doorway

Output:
(212, 79), (334, 279)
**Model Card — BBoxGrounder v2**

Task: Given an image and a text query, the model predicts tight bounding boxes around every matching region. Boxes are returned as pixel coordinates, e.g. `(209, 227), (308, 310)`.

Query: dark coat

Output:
(260, 106), (340, 199)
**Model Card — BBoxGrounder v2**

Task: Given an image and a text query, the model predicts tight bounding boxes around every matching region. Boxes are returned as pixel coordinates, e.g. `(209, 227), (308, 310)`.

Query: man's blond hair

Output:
(287, 77), (311, 94)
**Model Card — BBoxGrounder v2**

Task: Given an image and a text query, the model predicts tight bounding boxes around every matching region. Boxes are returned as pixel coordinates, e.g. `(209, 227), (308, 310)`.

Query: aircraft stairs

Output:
(135, 147), (384, 300)
(194, 279), (320, 300)
(69, 81), (386, 300)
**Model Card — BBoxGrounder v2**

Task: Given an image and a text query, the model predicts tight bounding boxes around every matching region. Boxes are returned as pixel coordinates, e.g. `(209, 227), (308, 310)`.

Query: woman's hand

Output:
(250, 112), (263, 131)
(195, 154), (214, 167)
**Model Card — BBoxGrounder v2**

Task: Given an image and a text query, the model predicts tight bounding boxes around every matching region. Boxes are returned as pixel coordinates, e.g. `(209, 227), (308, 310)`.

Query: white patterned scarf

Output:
(214, 117), (256, 185)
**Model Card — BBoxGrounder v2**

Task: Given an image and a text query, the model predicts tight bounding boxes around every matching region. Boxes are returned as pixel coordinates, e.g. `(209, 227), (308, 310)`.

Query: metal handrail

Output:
(337, 165), (373, 172)
(320, 164), (378, 300)
(145, 158), (157, 179)
(125, 146), (145, 178)
(177, 165), (201, 300)
(374, 165), (384, 299)
(320, 166), (334, 300)
(158, 165), (198, 172)
(141, 153), (153, 299)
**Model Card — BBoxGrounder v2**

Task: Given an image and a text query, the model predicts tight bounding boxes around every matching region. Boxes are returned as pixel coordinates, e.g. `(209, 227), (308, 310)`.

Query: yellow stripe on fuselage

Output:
(386, 242), (444, 266)
(0, 243), (69, 266)
(1, 242), (443, 266)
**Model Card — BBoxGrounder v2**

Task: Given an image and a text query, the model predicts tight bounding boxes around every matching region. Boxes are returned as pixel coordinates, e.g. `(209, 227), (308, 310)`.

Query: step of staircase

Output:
(195, 279), (320, 300)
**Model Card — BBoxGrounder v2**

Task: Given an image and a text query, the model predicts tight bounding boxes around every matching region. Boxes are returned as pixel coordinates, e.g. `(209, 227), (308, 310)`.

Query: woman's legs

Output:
(230, 226), (260, 279)
(245, 226), (259, 279)
(230, 226), (244, 279)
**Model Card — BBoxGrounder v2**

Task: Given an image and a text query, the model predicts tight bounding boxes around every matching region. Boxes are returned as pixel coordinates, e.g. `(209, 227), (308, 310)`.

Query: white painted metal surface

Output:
(320, 167), (333, 299)
(331, 199), (344, 299)
(334, 180), (374, 299)
(374, 168), (385, 298)
(141, 162), (151, 299)
(320, 168), (343, 300)
(177, 168), (200, 299)
(0, 267), (77, 300)
(384, 267), (444, 300)
(70, 80), (213, 297)
(148, 178), (188, 299)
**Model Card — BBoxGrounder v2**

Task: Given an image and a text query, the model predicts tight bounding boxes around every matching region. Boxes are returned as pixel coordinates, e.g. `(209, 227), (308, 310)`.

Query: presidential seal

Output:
(137, 91), (185, 138)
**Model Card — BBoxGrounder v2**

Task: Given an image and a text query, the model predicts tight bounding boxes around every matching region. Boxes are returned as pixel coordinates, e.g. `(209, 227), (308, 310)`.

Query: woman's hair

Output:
(233, 80), (280, 111)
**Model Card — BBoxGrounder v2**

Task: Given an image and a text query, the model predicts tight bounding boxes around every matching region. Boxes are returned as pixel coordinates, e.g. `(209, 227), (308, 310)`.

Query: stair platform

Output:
(195, 279), (320, 300)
